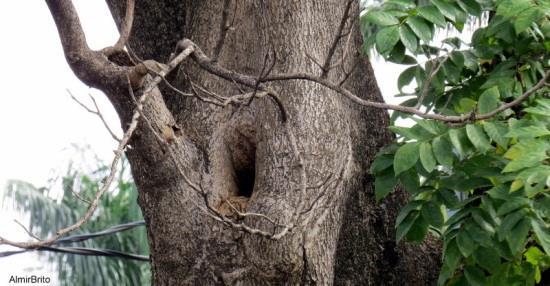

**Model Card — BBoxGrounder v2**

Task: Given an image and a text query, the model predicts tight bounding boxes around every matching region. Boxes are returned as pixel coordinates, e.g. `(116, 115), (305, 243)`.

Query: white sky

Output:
(0, 1), (404, 284)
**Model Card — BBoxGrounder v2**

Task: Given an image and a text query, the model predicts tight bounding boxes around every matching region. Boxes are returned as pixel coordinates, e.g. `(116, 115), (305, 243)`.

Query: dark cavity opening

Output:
(234, 160), (255, 198)
(229, 121), (257, 199)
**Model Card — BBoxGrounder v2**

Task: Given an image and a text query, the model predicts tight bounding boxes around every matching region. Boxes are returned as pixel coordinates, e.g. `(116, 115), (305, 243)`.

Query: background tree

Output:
(3, 149), (150, 285)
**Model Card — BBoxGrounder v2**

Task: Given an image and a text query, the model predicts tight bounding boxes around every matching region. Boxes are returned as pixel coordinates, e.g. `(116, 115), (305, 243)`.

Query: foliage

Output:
(2, 152), (150, 286)
(364, 0), (550, 285)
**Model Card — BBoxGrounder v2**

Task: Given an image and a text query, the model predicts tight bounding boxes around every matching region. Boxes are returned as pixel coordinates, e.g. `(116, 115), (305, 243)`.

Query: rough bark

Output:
(49, 0), (440, 284)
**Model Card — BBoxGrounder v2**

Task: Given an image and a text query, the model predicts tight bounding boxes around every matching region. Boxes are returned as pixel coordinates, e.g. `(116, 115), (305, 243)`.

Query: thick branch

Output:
(102, 0), (135, 56)
(45, 0), (128, 91)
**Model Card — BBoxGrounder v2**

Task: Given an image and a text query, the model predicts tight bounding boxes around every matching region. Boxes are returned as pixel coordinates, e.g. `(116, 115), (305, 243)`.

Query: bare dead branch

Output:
(321, 0), (355, 77)
(225, 200), (287, 227)
(68, 90), (121, 142)
(300, 145), (351, 218)
(67, 179), (93, 205)
(212, 0), (234, 63)
(338, 58), (360, 86)
(13, 220), (41, 242)
(305, 52), (325, 71)
(247, 50), (277, 106)
(415, 55), (449, 110)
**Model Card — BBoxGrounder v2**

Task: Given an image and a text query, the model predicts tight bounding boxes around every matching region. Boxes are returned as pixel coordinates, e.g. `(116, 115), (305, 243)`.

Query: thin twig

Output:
(225, 200), (287, 227)
(321, 0), (354, 77)
(212, 0), (234, 62)
(328, 18), (357, 71)
(415, 55), (449, 109)
(67, 182), (92, 205)
(13, 220), (41, 241)
(68, 90), (122, 142)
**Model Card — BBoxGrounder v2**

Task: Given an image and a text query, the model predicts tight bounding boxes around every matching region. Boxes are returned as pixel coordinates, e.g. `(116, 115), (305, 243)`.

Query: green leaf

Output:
(514, 7), (544, 34)
(363, 10), (399, 26)
(466, 124), (492, 153)
(525, 99), (550, 116)
(449, 51), (465, 69)
(419, 142), (437, 172)
(518, 166), (550, 197)
(432, 136), (454, 167)
(478, 86), (500, 114)
(399, 25), (418, 53)
(496, 0), (533, 17)
(464, 266), (487, 286)
(449, 128), (471, 157)
(414, 119), (444, 135)
(483, 121), (508, 148)
(457, 97), (477, 113)
(503, 140), (550, 172)
(457, 230), (477, 257)
(473, 246), (501, 274)
(471, 209), (495, 234)
(531, 218), (550, 254)
(406, 215), (429, 242)
(457, 0), (482, 16)
(399, 168), (420, 193)
(442, 60), (461, 84)
(498, 209), (526, 241)
(390, 125), (434, 140)
(444, 238), (462, 268)
(370, 154), (395, 174)
(396, 211), (419, 242)
(417, 5), (447, 28)
(432, 0), (459, 21)
(534, 194), (550, 218)
(375, 172), (398, 201)
(406, 16), (433, 42)
(421, 201), (444, 227)
(466, 223), (492, 247)
(505, 125), (550, 139)
(497, 197), (529, 216)
(386, 0), (416, 8)
(525, 246), (550, 267)
(396, 200), (423, 226)
(507, 218), (530, 254)
(376, 26), (401, 54)
(463, 51), (479, 70)
(394, 142), (420, 175)
(398, 66), (418, 92)
(531, 218), (550, 255)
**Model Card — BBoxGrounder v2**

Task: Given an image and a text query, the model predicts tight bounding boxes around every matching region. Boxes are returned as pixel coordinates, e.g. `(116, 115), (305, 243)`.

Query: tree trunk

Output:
(49, 0), (440, 284)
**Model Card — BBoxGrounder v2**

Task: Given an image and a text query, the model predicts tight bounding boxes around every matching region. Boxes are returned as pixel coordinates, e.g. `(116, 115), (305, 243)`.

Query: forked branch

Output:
(102, 0), (135, 56)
